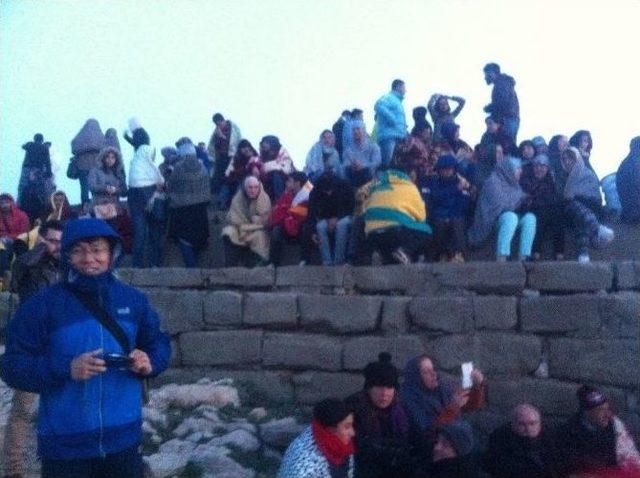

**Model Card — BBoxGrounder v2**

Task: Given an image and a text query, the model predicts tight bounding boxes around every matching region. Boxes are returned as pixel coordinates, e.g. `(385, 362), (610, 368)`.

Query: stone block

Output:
(617, 262), (640, 290)
(203, 267), (275, 289)
(342, 336), (424, 371)
(180, 331), (263, 366)
(598, 293), (640, 338)
(298, 295), (382, 333)
(350, 265), (428, 293)
(144, 289), (204, 335)
(548, 338), (640, 387)
(473, 296), (517, 330)
(520, 295), (601, 336)
(276, 266), (346, 288)
(151, 367), (295, 403)
(381, 297), (411, 335)
(487, 378), (579, 416)
(129, 267), (204, 288)
(114, 268), (134, 284)
(293, 372), (364, 404)
(525, 262), (613, 292)
(203, 291), (242, 326)
(243, 293), (298, 327)
(429, 262), (526, 294)
(263, 333), (342, 371)
(170, 338), (181, 367)
(425, 333), (541, 376)
(409, 297), (472, 333)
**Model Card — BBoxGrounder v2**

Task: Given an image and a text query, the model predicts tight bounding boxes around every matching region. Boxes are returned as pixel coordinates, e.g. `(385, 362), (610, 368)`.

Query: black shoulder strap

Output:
(64, 284), (131, 353)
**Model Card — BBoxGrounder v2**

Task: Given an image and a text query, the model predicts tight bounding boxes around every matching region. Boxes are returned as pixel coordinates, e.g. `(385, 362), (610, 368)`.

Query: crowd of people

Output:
(3, 63), (640, 274)
(278, 353), (640, 478)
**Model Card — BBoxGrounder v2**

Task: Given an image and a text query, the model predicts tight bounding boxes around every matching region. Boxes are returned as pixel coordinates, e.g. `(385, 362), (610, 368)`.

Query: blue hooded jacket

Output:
(1, 218), (171, 460)
(374, 90), (407, 142)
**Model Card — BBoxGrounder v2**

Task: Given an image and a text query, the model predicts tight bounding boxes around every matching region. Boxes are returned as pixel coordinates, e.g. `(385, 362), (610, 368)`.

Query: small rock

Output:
(263, 446), (283, 461)
(223, 421), (257, 435)
(260, 417), (304, 448)
(158, 438), (197, 455)
(249, 407), (267, 421)
(142, 421), (157, 435)
(185, 430), (214, 443)
(151, 434), (162, 444)
(143, 407), (168, 428)
(210, 429), (260, 453)
(173, 417), (217, 438)
(149, 379), (240, 410)
(144, 452), (190, 478)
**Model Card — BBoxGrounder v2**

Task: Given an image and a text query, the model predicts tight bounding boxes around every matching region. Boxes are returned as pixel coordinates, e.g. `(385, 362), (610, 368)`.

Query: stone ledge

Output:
(144, 289), (205, 335)
(473, 296), (517, 330)
(203, 291), (243, 326)
(298, 295), (382, 334)
(262, 333), (342, 371)
(276, 266), (346, 288)
(349, 265), (429, 293)
(203, 267), (275, 289)
(428, 262), (526, 294)
(520, 295), (601, 337)
(409, 297), (472, 333)
(293, 371), (364, 404)
(179, 330), (263, 366)
(127, 268), (205, 288)
(525, 262), (613, 292)
(342, 335), (424, 371)
(617, 262), (640, 290)
(243, 293), (298, 327)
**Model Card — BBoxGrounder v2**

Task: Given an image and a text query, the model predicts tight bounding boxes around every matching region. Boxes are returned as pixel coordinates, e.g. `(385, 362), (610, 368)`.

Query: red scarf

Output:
(311, 419), (355, 467)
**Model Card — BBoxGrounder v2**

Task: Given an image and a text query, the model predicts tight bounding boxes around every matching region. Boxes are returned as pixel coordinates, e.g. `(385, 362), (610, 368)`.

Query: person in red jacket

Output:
(0, 193), (31, 275)
(268, 172), (312, 266)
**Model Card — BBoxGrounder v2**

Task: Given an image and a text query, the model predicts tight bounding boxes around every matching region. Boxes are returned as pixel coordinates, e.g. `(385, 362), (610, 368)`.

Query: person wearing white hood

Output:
(128, 144), (165, 267)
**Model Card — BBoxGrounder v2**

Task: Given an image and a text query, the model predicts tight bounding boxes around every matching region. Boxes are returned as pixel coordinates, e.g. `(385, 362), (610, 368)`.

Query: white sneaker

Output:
(578, 254), (590, 263)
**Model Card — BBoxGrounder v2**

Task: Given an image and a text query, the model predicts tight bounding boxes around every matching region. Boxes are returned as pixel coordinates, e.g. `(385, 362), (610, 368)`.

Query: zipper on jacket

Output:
(98, 322), (106, 458)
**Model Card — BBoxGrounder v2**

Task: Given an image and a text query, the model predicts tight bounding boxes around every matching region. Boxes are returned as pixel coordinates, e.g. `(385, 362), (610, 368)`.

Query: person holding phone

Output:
(400, 354), (486, 433)
(2, 218), (171, 478)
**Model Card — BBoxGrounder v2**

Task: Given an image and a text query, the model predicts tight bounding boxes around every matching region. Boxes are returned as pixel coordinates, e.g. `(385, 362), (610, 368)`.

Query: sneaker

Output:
(578, 254), (590, 264)
(392, 248), (410, 265)
(452, 252), (465, 263)
(594, 225), (614, 248)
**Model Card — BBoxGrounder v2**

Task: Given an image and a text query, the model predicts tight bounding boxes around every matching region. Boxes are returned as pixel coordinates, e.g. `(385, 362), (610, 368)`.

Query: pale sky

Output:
(2, 0), (639, 203)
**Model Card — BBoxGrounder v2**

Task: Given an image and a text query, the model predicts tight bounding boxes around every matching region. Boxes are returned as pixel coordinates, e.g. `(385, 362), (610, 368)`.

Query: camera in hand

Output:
(103, 353), (132, 369)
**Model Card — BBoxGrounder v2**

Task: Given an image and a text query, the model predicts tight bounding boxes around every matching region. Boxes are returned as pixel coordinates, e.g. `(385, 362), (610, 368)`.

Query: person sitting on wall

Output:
(346, 352), (419, 478)
(412, 420), (483, 478)
(484, 403), (559, 478)
(278, 398), (355, 478)
(304, 130), (342, 183)
(557, 385), (640, 476)
(400, 354), (486, 434)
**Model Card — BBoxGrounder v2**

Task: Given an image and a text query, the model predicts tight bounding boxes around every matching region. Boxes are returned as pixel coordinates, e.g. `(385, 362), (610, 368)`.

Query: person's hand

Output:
(327, 217), (338, 232)
(71, 349), (106, 381)
(452, 388), (471, 408)
(251, 215), (262, 224)
(471, 369), (485, 386)
(129, 349), (153, 376)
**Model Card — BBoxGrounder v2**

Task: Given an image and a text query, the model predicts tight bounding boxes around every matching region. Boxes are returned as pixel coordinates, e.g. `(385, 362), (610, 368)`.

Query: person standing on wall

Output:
(483, 63), (520, 143)
(374, 79), (408, 167)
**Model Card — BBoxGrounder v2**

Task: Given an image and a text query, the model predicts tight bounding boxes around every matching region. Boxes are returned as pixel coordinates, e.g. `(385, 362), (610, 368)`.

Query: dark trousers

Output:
(348, 215), (372, 265)
(128, 186), (163, 268)
(269, 226), (299, 266)
(532, 207), (564, 256)
(78, 170), (91, 206)
(212, 154), (231, 195)
(367, 226), (431, 264)
(432, 217), (465, 256)
(563, 198), (600, 256)
(223, 236), (261, 267)
(41, 444), (142, 478)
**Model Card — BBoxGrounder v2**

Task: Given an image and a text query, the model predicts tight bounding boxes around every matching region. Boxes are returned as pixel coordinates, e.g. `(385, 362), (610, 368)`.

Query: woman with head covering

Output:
(277, 398), (355, 478)
(219, 139), (262, 209)
(304, 130), (341, 183)
(616, 136), (640, 224)
(167, 140), (211, 268)
(259, 135), (296, 201)
(70, 119), (106, 205)
(88, 147), (127, 210)
(427, 93), (466, 143)
(345, 353), (418, 478)
(520, 154), (564, 260)
(570, 130), (595, 174)
(468, 156), (536, 261)
(222, 175), (272, 267)
(561, 147), (613, 262)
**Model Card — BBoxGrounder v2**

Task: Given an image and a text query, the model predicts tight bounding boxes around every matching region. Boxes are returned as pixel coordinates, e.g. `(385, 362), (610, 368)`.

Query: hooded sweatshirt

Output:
(0, 194), (30, 240)
(128, 145), (165, 188)
(487, 73), (520, 121)
(1, 218), (171, 460)
(374, 90), (407, 142)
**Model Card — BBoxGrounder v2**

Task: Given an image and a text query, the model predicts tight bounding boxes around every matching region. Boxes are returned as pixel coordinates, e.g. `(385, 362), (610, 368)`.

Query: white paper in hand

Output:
(461, 362), (474, 389)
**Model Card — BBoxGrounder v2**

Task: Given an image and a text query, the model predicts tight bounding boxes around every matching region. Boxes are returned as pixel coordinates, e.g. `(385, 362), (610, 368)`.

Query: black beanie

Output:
(363, 352), (398, 389)
(313, 398), (351, 427)
(438, 420), (474, 457)
(577, 385), (608, 411)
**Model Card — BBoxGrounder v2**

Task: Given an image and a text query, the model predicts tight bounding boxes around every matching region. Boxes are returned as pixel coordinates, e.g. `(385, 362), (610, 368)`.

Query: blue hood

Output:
(62, 218), (121, 253)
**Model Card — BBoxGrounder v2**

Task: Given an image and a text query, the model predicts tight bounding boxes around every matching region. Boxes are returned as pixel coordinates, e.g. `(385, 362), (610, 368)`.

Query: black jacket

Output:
(487, 74), (519, 121)
(308, 174), (355, 222)
(484, 424), (559, 478)
(10, 242), (61, 302)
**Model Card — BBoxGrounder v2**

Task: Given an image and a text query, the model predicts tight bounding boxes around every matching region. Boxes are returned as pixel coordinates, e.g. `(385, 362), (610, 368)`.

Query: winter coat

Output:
(277, 427), (354, 478)
(346, 390), (419, 478)
(520, 169), (558, 213)
(1, 218), (171, 460)
(70, 119), (105, 170)
(167, 157), (210, 209)
(304, 141), (341, 181)
(10, 242), (61, 302)
(88, 156), (127, 208)
(484, 424), (559, 478)
(308, 174), (355, 222)
(128, 145), (165, 188)
(342, 139), (382, 175)
(564, 147), (602, 203)
(616, 137), (640, 224)
(0, 195), (30, 240)
(268, 181), (312, 238)
(374, 91), (407, 142)
(413, 456), (484, 478)
(425, 175), (469, 220)
(207, 121), (241, 159)
(486, 74), (520, 121)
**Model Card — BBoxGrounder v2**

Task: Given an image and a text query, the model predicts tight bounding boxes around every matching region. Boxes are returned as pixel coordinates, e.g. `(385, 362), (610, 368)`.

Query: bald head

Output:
(511, 404), (542, 439)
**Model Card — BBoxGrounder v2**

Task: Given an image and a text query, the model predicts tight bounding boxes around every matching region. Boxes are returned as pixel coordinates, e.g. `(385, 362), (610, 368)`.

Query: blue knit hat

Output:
(435, 154), (457, 170)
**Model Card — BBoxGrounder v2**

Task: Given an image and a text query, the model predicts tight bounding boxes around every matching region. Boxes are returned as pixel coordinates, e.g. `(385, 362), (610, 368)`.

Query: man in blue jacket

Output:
(1, 218), (171, 478)
(374, 79), (408, 167)
(483, 63), (520, 143)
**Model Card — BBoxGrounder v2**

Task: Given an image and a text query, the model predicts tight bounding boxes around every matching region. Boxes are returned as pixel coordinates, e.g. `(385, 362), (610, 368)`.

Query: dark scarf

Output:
(352, 390), (411, 441)
(311, 419), (355, 466)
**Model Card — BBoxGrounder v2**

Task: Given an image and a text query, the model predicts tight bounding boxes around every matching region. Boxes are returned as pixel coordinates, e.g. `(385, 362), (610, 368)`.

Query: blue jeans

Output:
(41, 444), (142, 478)
(378, 139), (397, 168)
(128, 186), (162, 268)
(502, 117), (520, 144)
(177, 238), (198, 268)
(316, 216), (351, 265)
(497, 211), (536, 258)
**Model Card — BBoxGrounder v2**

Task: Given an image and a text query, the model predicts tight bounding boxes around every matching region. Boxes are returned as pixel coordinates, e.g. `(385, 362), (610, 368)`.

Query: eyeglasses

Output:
(69, 245), (110, 258)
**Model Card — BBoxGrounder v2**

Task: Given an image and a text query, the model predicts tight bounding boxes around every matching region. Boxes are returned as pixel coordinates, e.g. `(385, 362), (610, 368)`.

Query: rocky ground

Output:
(0, 377), (309, 478)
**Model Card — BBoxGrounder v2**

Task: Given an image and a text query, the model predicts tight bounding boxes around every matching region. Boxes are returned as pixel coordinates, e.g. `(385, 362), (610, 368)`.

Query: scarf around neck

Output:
(311, 419), (355, 466)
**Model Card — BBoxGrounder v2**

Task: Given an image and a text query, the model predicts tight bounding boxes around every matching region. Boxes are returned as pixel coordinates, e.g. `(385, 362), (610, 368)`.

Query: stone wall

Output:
(2, 261), (639, 434)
